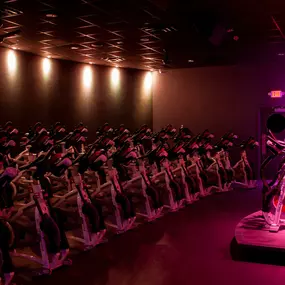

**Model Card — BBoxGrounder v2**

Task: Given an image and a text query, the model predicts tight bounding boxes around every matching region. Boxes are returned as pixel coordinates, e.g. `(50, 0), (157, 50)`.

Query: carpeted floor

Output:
(15, 187), (285, 285)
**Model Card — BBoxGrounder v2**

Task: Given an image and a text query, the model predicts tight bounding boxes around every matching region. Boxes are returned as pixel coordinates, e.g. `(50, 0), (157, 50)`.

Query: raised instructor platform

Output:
(235, 210), (285, 249)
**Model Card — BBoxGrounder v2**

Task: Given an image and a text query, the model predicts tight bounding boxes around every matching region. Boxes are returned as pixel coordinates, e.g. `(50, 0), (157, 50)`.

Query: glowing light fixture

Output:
(42, 58), (51, 76)
(268, 90), (284, 98)
(7, 50), (17, 74)
(83, 65), (92, 88)
(111, 67), (120, 88)
(144, 71), (153, 93)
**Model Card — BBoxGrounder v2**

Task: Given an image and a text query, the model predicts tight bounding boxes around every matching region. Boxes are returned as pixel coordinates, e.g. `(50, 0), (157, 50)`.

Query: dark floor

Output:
(15, 188), (285, 285)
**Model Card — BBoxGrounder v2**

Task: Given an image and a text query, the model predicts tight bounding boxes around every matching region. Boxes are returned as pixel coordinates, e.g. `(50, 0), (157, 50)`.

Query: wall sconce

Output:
(144, 71), (153, 94)
(7, 50), (17, 75)
(111, 67), (120, 89)
(42, 57), (51, 77)
(82, 65), (92, 89)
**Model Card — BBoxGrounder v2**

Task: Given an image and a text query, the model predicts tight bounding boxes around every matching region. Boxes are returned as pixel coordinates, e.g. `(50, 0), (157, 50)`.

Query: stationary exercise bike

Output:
(168, 141), (200, 203)
(261, 113), (285, 232)
(113, 139), (164, 221)
(0, 162), (17, 285)
(10, 147), (72, 274)
(84, 138), (137, 234)
(232, 136), (258, 189)
(147, 142), (185, 211)
(195, 130), (226, 194)
(0, 218), (15, 285)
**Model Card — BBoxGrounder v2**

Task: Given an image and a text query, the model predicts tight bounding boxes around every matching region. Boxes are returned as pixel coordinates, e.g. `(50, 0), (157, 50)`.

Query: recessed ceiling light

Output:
(71, 46), (79, 50)
(278, 53), (284, 56)
(188, 59), (194, 63)
(46, 13), (58, 18)
(47, 55), (51, 58)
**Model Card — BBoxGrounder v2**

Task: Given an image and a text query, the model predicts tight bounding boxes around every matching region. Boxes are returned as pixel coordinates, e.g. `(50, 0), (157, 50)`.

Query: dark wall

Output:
(153, 62), (285, 170)
(0, 47), (152, 135)
(153, 62), (285, 136)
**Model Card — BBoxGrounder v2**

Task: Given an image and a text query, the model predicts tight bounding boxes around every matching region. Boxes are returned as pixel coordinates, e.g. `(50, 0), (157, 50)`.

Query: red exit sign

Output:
(268, 90), (284, 98)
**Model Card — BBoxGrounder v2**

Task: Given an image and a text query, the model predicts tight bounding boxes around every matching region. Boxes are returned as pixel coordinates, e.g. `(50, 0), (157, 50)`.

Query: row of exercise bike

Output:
(0, 121), (258, 284)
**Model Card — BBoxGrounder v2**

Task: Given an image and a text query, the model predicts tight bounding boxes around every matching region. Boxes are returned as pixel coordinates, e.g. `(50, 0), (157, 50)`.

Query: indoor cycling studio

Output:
(0, 1), (285, 285)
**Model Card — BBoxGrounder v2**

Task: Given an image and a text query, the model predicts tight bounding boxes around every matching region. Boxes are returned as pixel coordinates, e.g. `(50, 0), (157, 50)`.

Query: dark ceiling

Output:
(0, 0), (285, 70)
